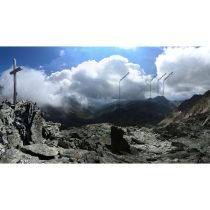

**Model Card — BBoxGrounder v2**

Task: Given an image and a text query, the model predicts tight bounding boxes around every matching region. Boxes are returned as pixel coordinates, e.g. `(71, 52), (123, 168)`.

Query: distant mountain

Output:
(180, 90), (210, 116)
(177, 94), (203, 112)
(159, 90), (210, 127)
(42, 96), (176, 127)
(93, 96), (175, 126)
(42, 98), (94, 128)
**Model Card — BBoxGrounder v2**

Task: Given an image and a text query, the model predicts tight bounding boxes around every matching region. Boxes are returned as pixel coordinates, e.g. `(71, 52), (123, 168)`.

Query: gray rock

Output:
(42, 121), (61, 140)
(59, 148), (100, 163)
(7, 127), (23, 147)
(0, 100), (61, 148)
(0, 148), (41, 163)
(21, 144), (58, 158)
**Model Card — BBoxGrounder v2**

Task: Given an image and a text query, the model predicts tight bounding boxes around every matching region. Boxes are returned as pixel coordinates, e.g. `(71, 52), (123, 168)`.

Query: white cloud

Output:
(0, 55), (151, 108)
(49, 55), (151, 102)
(0, 68), (63, 107)
(155, 47), (210, 100)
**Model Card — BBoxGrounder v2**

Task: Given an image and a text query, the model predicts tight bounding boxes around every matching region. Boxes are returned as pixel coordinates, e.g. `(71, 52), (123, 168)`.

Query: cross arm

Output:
(10, 67), (23, 75)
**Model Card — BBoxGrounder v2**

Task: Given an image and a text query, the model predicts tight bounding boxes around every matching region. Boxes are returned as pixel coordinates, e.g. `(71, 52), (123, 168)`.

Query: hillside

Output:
(160, 90), (210, 127)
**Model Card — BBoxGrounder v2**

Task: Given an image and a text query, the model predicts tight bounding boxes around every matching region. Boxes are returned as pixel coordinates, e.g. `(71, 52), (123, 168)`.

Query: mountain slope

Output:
(160, 90), (210, 127)
(94, 96), (175, 126)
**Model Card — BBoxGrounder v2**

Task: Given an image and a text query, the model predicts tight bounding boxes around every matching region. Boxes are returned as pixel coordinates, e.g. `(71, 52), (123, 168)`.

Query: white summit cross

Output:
(10, 58), (23, 105)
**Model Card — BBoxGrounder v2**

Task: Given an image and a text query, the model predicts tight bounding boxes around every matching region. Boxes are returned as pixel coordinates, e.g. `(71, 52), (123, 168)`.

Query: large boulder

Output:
(21, 144), (59, 159)
(111, 126), (130, 154)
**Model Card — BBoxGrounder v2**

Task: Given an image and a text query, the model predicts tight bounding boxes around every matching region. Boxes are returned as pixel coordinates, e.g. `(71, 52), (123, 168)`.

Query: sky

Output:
(0, 47), (162, 74)
(1, 46), (210, 109)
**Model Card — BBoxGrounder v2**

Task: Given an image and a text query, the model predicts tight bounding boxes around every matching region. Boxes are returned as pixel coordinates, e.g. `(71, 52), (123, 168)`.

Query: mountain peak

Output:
(149, 96), (169, 104)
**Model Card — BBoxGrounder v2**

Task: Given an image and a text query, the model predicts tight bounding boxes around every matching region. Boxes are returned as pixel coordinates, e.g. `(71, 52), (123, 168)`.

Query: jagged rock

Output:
(0, 143), (7, 156)
(171, 141), (186, 150)
(57, 124), (111, 154)
(42, 122), (61, 140)
(111, 126), (130, 153)
(21, 144), (58, 159)
(45, 139), (59, 147)
(0, 100), (61, 148)
(0, 148), (41, 163)
(57, 135), (82, 149)
(0, 102), (21, 146)
(59, 148), (100, 163)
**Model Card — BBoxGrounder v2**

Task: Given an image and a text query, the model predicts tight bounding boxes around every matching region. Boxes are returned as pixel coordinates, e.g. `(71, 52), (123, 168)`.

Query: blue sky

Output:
(0, 47), (163, 75)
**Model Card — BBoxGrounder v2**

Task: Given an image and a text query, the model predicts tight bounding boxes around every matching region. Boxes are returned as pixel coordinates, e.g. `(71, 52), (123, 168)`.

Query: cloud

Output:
(0, 55), (151, 108)
(2, 48), (209, 109)
(0, 68), (63, 107)
(49, 55), (151, 103)
(155, 47), (210, 100)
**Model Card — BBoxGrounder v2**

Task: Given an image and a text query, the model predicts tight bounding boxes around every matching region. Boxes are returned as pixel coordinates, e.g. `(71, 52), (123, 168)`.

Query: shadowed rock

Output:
(111, 126), (130, 154)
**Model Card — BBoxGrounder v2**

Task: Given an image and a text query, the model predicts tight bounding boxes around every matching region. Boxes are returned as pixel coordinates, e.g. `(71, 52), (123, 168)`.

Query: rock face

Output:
(0, 100), (61, 163)
(0, 100), (60, 147)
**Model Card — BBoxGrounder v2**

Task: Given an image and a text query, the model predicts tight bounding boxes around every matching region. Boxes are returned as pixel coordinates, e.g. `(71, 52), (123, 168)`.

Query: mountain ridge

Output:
(42, 96), (176, 127)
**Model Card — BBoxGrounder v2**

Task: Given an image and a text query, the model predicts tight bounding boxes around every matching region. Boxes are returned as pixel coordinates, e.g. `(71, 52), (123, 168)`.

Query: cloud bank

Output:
(1, 47), (210, 109)
(0, 55), (152, 108)
(155, 47), (210, 100)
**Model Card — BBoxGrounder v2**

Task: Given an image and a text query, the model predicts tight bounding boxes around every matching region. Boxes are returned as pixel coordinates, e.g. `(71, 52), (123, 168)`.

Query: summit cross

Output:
(10, 58), (23, 105)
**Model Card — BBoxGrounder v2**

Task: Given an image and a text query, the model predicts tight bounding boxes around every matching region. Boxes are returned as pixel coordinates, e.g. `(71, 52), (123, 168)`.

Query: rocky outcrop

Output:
(0, 100), (60, 147)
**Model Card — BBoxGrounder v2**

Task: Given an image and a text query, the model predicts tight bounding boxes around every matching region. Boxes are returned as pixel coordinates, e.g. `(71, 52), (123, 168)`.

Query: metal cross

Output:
(10, 58), (23, 105)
